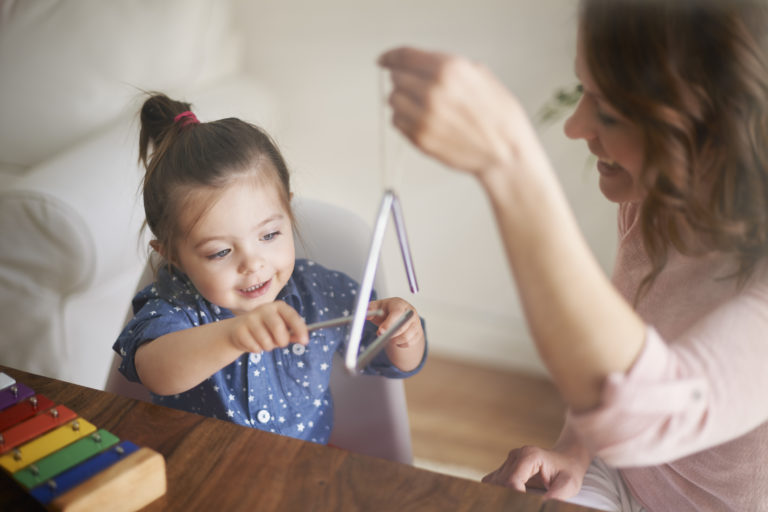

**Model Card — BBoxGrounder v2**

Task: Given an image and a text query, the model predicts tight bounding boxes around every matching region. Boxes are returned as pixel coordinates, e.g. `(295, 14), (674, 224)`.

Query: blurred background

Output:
(0, 1), (617, 477)
(0, 0), (616, 387)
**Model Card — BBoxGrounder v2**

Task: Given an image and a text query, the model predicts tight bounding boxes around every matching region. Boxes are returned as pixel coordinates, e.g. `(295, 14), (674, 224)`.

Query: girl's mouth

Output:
(240, 279), (271, 299)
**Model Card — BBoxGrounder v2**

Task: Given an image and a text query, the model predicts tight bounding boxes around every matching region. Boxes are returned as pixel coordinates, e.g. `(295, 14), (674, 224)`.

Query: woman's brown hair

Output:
(581, 0), (768, 299)
(137, 93), (294, 265)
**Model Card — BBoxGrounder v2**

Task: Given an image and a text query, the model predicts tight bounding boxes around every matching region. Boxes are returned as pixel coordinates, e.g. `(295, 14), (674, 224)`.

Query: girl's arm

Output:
(379, 47), (645, 412)
(135, 301), (309, 395)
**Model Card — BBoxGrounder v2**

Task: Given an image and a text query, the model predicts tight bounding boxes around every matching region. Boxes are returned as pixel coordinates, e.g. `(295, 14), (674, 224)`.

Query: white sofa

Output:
(0, 0), (277, 389)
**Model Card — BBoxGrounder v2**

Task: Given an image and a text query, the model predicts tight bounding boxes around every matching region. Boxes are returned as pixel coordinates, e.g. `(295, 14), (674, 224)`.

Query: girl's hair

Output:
(137, 93), (294, 264)
(580, 0), (768, 298)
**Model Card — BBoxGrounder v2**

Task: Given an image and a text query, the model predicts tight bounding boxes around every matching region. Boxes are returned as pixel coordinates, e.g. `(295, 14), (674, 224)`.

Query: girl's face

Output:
(174, 174), (295, 316)
(564, 30), (646, 204)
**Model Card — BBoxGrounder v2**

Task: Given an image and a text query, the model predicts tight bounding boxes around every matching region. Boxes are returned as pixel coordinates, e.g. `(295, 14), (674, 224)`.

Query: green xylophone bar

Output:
(14, 429), (120, 489)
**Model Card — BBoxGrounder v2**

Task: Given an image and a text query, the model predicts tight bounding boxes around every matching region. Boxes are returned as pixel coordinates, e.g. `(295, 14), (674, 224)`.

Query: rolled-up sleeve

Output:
(568, 281), (768, 467)
(113, 293), (197, 383)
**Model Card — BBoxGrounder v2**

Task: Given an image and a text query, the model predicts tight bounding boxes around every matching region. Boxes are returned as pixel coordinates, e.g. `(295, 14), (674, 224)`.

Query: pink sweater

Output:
(568, 203), (768, 511)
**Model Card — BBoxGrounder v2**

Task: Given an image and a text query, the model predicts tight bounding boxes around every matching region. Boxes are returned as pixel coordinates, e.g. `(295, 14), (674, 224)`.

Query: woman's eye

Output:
(597, 111), (619, 126)
(207, 248), (231, 260)
(262, 231), (281, 242)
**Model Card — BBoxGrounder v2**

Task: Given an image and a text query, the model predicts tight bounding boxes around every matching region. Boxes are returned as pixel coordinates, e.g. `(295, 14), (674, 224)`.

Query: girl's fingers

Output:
(274, 301), (308, 344)
(368, 298), (421, 346)
(248, 323), (276, 352)
(263, 313), (292, 348)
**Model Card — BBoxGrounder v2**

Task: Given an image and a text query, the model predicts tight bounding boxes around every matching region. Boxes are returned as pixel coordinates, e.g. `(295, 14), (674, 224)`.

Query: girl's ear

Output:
(149, 239), (163, 256)
(149, 240), (176, 267)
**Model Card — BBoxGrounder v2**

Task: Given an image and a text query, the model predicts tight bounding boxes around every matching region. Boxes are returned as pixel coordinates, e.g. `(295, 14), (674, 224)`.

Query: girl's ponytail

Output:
(138, 93), (194, 170)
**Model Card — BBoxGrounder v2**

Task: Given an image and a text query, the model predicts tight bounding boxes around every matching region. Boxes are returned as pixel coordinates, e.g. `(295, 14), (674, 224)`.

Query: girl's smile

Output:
(239, 278), (272, 299)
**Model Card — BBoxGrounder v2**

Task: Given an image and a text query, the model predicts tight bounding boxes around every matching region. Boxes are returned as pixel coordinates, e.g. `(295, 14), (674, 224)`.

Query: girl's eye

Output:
(207, 248), (231, 260)
(262, 231), (281, 242)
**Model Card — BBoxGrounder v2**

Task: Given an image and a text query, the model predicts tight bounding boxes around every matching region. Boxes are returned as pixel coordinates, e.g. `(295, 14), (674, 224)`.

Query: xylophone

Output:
(0, 372), (166, 511)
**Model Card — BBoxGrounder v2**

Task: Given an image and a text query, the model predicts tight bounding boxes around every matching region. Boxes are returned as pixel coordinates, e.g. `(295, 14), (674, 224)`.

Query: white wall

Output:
(232, 0), (618, 375)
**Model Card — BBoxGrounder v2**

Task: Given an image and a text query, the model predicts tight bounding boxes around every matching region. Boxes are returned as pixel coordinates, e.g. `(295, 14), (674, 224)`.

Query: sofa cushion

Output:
(0, 0), (241, 168)
(0, 191), (93, 296)
(0, 191), (93, 377)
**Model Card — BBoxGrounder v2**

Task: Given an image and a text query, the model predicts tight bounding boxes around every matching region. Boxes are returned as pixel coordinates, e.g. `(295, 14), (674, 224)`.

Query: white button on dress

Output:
(256, 410), (271, 424)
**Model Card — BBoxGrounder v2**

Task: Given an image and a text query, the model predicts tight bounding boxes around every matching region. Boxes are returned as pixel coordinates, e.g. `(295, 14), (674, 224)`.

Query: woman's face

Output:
(564, 30), (646, 204)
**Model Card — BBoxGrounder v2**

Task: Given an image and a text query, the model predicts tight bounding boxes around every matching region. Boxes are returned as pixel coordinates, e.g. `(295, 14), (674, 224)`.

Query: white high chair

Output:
(103, 197), (414, 464)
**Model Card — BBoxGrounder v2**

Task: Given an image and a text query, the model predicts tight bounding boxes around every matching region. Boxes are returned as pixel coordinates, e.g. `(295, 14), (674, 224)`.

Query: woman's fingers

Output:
(379, 46), (526, 176)
(545, 471), (581, 500)
(378, 46), (451, 78)
(481, 447), (549, 493)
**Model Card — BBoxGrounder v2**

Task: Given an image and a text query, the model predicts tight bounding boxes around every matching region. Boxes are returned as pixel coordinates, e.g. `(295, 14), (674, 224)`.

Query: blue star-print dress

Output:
(113, 259), (426, 444)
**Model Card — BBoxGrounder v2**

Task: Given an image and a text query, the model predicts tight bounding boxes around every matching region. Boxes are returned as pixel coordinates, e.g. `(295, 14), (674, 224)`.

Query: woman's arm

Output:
(379, 46), (645, 412)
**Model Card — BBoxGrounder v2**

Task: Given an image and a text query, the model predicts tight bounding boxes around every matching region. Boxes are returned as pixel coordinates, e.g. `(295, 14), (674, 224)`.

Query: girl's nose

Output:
(563, 96), (594, 141)
(238, 253), (264, 275)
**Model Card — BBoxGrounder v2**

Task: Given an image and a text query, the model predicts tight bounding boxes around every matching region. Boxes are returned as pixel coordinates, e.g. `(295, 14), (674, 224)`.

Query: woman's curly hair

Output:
(581, 0), (768, 300)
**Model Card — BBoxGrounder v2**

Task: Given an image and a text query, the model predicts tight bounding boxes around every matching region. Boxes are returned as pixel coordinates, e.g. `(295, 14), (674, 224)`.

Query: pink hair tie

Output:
(174, 111), (199, 127)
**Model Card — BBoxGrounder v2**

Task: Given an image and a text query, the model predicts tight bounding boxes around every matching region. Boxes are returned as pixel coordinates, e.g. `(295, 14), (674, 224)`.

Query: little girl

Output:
(113, 93), (427, 444)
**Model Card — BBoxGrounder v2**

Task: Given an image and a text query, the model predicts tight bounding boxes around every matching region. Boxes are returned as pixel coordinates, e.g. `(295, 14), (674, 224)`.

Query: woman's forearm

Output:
(478, 159), (646, 412)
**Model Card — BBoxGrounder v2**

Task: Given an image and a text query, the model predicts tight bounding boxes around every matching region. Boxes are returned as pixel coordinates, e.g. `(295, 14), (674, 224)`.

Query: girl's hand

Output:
(368, 298), (423, 348)
(367, 298), (425, 372)
(482, 445), (589, 501)
(378, 46), (541, 180)
(228, 301), (309, 353)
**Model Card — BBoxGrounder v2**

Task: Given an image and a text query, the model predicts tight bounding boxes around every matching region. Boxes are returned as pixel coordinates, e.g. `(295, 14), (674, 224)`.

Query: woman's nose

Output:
(563, 97), (593, 141)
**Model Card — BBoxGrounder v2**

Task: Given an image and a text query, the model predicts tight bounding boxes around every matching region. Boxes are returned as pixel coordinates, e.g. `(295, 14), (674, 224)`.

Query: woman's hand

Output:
(367, 298), (425, 372)
(378, 46), (541, 180)
(482, 445), (590, 500)
(228, 301), (309, 353)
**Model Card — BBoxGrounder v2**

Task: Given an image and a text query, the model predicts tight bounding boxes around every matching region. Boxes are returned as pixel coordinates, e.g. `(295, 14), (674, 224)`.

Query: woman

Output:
(379, 0), (768, 510)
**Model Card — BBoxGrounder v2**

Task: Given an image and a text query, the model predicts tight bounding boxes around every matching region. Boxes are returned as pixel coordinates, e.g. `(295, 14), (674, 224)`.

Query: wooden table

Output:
(0, 366), (591, 511)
